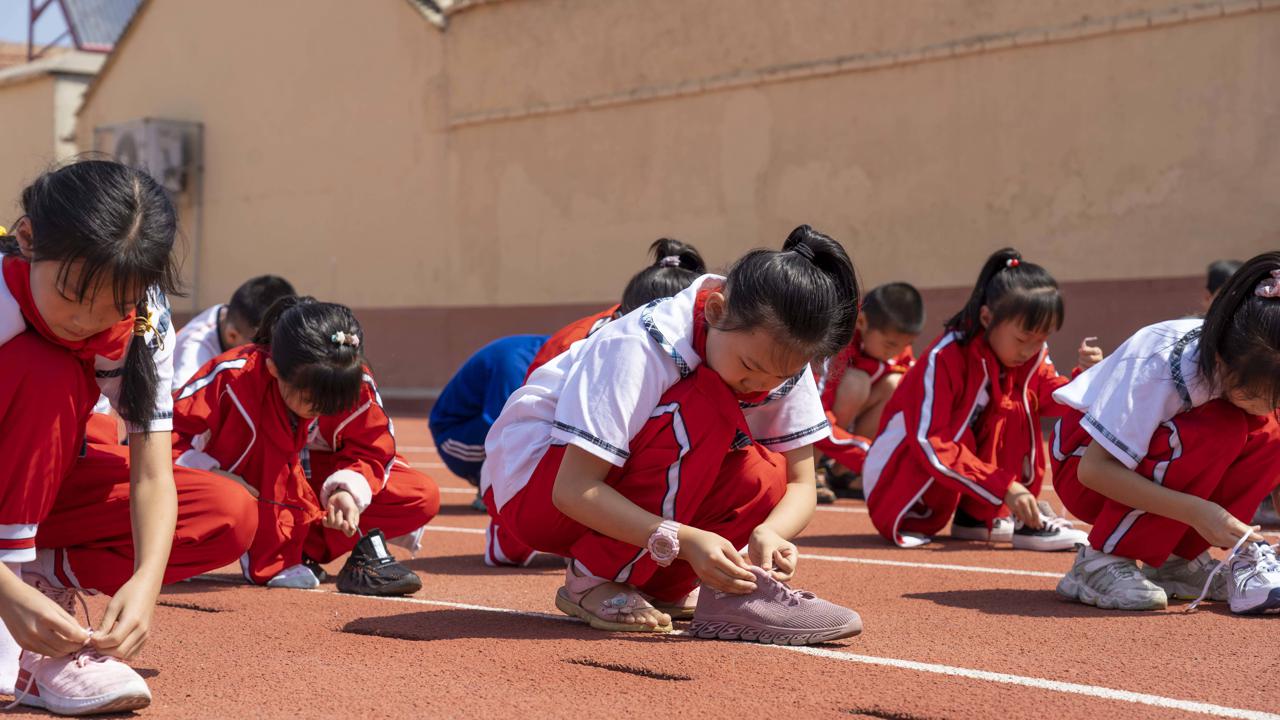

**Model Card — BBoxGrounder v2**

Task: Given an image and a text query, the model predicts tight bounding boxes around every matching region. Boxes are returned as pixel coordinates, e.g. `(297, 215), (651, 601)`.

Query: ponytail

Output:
(944, 247), (1063, 344)
(718, 224), (859, 359)
(255, 295), (366, 416)
(116, 296), (161, 427)
(1199, 250), (1280, 408)
(618, 237), (707, 314)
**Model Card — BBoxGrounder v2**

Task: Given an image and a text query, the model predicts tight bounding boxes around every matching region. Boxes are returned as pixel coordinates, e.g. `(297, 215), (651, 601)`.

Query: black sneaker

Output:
(950, 507), (1014, 542)
(302, 557), (329, 583)
(336, 529), (423, 596)
(814, 471), (837, 505)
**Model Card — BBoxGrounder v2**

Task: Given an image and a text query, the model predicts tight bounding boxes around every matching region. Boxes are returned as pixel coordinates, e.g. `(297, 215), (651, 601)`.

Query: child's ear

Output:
(265, 357), (280, 379)
(855, 314), (868, 333)
(978, 305), (993, 329)
(704, 291), (727, 325)
(14, 217), (34, 258)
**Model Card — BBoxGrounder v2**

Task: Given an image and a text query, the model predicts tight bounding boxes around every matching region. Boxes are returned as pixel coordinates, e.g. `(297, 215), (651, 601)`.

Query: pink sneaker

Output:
(689, 566), (862, 645)
(12, 649), (151, 716)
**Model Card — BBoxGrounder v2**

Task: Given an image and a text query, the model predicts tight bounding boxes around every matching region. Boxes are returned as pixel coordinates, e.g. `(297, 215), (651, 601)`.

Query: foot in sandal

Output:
(554, 562), (673, 632)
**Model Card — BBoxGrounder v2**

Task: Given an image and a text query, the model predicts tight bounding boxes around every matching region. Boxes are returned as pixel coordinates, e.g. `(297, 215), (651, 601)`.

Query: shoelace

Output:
(4, 588), (93, 711)
(768, 578), (815, 607)
(1186, 532), (1254, 613)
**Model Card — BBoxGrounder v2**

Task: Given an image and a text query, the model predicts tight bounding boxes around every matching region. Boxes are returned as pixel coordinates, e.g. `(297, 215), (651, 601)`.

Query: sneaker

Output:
(469, 491), (488, 513)
(1011, 512), (1088, 552)
(814, 473), (837, 505)
(11, 649), (151, 716)
(336, 529), (423, 596)
(689, 566), (862, 645)
(1056, 545), (1168, 611)
(1143, 551), (1228, 602)
(302, 557), (329, 584)
(1253, 499), (1280, 528)
(388, 525), (427, 557)
(950, 507), (1013, 542)
(266, 563), (321, 589)
(1225, 542), (1280, 615)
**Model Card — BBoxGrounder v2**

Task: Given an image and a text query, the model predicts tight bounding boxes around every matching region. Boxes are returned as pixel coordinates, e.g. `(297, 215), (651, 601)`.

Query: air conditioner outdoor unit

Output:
(93, 118), (201, 196)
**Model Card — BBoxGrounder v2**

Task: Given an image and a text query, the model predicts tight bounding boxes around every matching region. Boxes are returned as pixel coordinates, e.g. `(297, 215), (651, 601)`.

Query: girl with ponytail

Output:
(524, 237), (707, 379)
(482, 225), (862, 645)
(1051, 251), (1280, 613)
(0, 159), (255, 714)
(863, 248), (1102, 552)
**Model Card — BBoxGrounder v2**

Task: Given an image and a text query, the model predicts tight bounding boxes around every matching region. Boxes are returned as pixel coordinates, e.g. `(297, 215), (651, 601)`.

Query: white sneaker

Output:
(1011, 513), (1088, 552)
(388, 525), (426, 557)
(11, 649), (151, 716)
(1226, 542), (1280, 615)
(1056, 545), (1168, 610)
(950, 509), (1014, 542)
(1143, 551), (1228, 602)
(266, 563), (321, 589)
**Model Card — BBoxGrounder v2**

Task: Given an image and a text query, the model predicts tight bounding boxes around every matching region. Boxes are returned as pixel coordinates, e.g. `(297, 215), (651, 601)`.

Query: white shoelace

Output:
(1186, 532), (1253, 613)
(4, 590), (93, 710)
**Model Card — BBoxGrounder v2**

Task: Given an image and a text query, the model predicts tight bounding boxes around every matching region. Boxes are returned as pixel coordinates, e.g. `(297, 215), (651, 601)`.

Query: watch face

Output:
(652, 536), (677, 557)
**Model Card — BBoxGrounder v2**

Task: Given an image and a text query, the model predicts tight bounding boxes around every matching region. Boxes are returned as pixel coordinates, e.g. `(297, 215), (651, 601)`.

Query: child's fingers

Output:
(714, 551), (757, 586)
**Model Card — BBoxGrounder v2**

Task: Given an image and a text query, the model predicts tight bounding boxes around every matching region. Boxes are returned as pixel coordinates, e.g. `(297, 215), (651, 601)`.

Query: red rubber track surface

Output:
(4, 417), (1278, 720)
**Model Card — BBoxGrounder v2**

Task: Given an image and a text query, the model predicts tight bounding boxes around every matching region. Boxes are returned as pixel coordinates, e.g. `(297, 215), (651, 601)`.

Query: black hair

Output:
(253, 296), (365, 416)
(227, 275), (297, 331)
(716, 225), (859, 360)
(618, 238), (706, 314)
(945, 248), (1063, 344)
(1206, 259), (1243, 294)
(862, 282), (925, 335)
(1199, 251), (1280, 411)
(11, 159), (180, 427)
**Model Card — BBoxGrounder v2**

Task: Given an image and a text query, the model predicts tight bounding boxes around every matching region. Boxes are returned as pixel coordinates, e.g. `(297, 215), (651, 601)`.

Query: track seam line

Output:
(189, 578), (1279, 720)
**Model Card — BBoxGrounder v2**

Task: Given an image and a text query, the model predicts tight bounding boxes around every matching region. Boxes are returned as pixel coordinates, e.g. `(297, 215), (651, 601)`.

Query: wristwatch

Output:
(647, 520), (681, 567)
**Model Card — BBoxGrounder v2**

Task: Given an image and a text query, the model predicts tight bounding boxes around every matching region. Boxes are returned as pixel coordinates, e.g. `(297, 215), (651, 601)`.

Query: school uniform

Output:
(524, 305), (620, 381)
(813, 331), (915, 473)
(0, 255), (255, 591)
(173, 346), (437, 582)
(429, 334), (548, 484)
(1051, 319), (1280, 566)
(481, 276), (829, 600)
(863, 329), (1071, 546)
(172, 304), (228, 391)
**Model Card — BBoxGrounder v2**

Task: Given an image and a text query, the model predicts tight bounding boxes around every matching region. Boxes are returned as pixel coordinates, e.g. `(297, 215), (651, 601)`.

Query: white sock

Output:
(0, 562), (22, 694)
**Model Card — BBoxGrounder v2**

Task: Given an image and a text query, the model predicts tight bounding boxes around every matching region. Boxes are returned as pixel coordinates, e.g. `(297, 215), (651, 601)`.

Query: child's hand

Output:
(1004, 483), (1042, 530)
(213, 469), (259, 499)
(748, 526), (798, 582)
(0, 580), (89, 657)
(1077, 337), (1104, 370)
(678, 527), (757, 595)
(1190, 499), (1263, 549)
(92, 572), (160, 660)
(324, 491), (361, 536)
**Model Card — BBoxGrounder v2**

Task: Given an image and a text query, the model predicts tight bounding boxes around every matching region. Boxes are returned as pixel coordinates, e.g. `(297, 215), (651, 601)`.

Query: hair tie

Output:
(792, 243), (816, 262)
(659, 255), (683, 268)
(1256, 269), (1280, 299)
(132, 309), (164, 349)
(331, 330), (361, 348)
(1005, 258), (1021, 269)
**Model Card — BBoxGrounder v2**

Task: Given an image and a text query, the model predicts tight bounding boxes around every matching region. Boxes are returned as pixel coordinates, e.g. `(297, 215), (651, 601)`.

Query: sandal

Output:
(651, 587), (699, 621)
(554, 563), (674, 633)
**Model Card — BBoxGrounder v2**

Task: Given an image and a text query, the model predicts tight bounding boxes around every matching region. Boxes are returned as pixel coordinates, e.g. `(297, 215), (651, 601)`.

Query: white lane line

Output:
(776, 645), (1280, 720)
(398, 445), (436, 452)
(815, 506), (868, 514)
(420, 525), (1062, 578)
(197, 578), (1278, 720)
(440, 487), (477, 496)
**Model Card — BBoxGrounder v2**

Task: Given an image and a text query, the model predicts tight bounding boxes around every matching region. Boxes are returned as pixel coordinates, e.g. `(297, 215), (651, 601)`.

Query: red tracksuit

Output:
(173, 346), (438, 582)
(487, 291), (790, 601)
(1052, 402), (1280, 566)
(0, 258), (255, 593)
(524, 304), (620, 381)
(863, 331), (1070, 546)
(814, 331), (915, 473)
(303, 382), (440, 563)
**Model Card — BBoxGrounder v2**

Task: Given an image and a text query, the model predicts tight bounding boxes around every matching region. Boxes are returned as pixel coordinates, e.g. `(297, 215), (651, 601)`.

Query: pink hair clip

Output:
(1257, 269), (1280, 299)
(659, 255), (683, 268)
(331, 331), (361, 348)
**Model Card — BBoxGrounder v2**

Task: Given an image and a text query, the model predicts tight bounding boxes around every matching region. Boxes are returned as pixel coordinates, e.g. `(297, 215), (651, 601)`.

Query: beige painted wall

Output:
(74, 0), (1278, 315)
(0, 76), (56, 223)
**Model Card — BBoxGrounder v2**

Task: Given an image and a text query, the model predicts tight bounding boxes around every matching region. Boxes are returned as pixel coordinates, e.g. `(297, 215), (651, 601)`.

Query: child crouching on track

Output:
(173, 297), (439, 596)
(481, 226), (863, 646)
(864, 248), (1102, 551)
(1052, 251), (1280, 613)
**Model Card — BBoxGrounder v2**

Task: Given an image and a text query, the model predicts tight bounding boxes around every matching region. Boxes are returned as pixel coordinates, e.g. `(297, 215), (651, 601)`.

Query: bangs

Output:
(992, 287), (1064, 336)
(50, 239), (179, 315)
(287, 362), (365, 417)
(1225, 351), (1280, 412)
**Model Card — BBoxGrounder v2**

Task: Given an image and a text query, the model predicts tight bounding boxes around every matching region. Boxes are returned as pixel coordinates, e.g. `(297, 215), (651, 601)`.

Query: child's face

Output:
(703, 292), (810, 395)
(18, 220), (135, 341)
(266, 357), (320, 419)
(981, 306), (1052, 368)
(858, 316), (917, 363)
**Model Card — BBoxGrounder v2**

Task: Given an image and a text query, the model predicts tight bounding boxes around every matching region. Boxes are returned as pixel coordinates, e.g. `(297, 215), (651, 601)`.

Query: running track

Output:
(5, 417), (1278, 719)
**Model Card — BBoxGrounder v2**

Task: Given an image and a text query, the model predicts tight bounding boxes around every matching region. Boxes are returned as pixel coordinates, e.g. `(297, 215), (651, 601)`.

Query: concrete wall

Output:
(72, 0), (1280, 394)
(0, 76), (56, 223)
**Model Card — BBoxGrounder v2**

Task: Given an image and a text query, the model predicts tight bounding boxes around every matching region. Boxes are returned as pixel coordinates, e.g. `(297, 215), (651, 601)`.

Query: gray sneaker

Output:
(1226, 542), (1280, 615)
(1143, 551), (1228, 602)
(1057, 545), (1168, 611)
